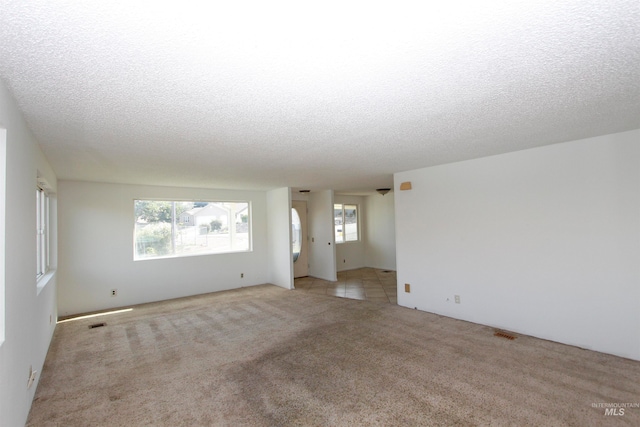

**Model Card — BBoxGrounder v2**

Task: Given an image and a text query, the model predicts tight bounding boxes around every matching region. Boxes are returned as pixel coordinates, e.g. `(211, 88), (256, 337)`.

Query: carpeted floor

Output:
(28, 284), (639, 426)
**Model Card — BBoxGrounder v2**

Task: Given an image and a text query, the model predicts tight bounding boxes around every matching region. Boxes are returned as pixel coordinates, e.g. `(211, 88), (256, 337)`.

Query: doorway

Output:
(292, 200), (309, 278)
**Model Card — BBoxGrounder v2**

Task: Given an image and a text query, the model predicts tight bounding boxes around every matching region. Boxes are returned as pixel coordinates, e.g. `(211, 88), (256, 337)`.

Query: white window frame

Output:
(36, 185), (50, 280)
(334, 203), (359, 244)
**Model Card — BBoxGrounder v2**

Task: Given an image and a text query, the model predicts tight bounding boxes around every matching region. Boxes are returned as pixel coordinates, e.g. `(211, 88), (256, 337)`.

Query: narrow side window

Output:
(36, 184), (50, 280)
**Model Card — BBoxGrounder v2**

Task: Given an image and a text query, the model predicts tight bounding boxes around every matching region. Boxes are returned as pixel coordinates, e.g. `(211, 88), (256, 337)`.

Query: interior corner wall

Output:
(334, 195), (365, 272)
(395, 130), (640, 361)
(0, 80), (58, 427)
(364, 192), (396, 271)
(0, 129), (4, 345)
(267, 187), (293, 289)
(308, 190), (337, 281)
(57, 181), (269, 317)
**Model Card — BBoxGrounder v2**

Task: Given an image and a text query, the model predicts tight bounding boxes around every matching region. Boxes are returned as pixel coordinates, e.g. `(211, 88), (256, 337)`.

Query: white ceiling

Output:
(1, 0), (639, 192)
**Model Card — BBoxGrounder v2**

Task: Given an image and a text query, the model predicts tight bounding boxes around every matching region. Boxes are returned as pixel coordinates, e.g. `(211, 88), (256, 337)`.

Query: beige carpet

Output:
(28, 285), (639, 426)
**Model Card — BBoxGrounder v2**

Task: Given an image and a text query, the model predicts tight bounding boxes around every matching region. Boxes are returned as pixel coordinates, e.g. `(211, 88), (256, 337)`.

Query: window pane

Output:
(344, 204), (358, 241)
(334, 204), (343, 243)
(36, 187), (49, 279)
(134, 200), (173, 258)
(36, 189), (42, 277)
(134, 200), (251, 260)
(45, 195), (50, 270)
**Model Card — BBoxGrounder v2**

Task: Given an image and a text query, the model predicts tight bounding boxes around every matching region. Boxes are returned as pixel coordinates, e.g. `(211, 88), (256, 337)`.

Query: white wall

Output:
(0, 129), (4, 345)
(335, 195), (366, 272)
(308, 190), (337, 281)
(0, 80), (58, 427)
(364, 192), (396, 270)
(267, 187), (293, 289)
(57, 181), (269, 316)
(395, 130), (640, 360)
(291, 191), (309, 202)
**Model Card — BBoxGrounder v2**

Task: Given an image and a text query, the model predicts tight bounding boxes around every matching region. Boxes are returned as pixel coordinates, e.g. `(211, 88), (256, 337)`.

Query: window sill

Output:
(134, 249), (252, 262)
(37, 269), (56, 295)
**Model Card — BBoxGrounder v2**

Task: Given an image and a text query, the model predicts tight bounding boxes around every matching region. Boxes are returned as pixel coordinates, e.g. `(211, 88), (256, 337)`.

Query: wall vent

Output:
(89, 322), (106, 329)
(494, 330), (517, 340)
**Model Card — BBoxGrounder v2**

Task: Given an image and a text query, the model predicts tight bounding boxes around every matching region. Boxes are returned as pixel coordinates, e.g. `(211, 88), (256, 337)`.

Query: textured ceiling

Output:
(0, 0), (639, 192)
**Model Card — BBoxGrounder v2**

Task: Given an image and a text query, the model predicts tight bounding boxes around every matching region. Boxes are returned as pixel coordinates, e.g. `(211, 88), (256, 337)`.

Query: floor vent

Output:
(89, 322), (106, 329)
(382, 270), (392, 273)
(494, 330), (517, 340)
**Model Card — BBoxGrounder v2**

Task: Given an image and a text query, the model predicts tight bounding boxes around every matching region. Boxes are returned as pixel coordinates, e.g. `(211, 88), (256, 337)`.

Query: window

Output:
(36, 185), (50, 279)
(334, 203), (358, 243)
(134, 200), (251, 260)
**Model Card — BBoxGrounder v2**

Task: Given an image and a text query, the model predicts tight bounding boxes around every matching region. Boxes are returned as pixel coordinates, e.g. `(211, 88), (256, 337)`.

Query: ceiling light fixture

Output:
(376, 188), (391, 196)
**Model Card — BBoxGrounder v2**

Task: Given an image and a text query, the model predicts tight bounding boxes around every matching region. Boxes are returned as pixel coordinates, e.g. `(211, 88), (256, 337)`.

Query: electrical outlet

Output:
(111, 289), (117, 297)
(343, 259), (346, 263)
(241, 273), (244, 278)
(455, 295), (461, 304)
(404, 283), (411, 293)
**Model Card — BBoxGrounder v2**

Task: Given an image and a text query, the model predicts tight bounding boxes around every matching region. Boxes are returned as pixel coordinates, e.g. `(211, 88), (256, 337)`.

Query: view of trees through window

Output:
(134, 200), (250, 260)
(334, 203), (358, 243)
